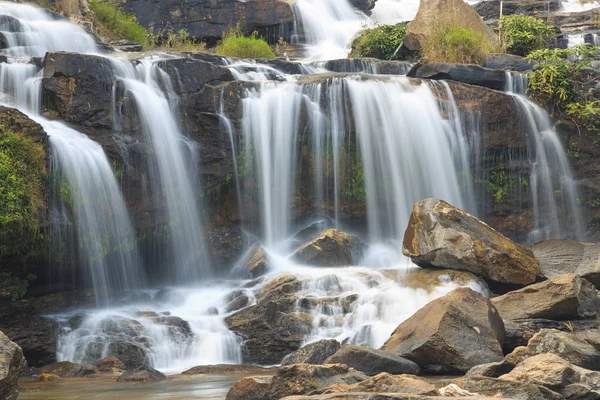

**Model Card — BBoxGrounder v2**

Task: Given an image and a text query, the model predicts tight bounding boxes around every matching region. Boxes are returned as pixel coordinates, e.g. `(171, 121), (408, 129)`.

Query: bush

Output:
(349, 23), (406, 60)
(499, 15), (553, 56)
(422, 22), (496, 64)
(215, 30), (275, 59)
(90, 0), (151, 48)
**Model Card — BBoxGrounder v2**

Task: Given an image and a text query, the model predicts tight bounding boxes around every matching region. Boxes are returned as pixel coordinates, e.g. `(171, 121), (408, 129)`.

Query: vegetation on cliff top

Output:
(498, 15), (553, 57)
(215, 29), (275, 59)
(350, 23), (406, 60)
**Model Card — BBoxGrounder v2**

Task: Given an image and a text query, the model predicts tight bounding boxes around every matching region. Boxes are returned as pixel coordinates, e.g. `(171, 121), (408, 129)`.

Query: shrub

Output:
(349, 23), (406, 60)
(90, 0), (152, 48)
(215, 30), (275, 59)
(162, 28), (206, 52)
(422, 22), (497, 64)
(499, 15), (553, 56)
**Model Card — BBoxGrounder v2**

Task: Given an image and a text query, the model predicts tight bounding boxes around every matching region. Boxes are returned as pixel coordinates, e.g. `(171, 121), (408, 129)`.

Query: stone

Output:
(226, 376), (272, 400)
(291, 228), (367, 267)
(37, 373), (60, 381)
(117, 365), (166, 382)
(349, 0), (376, 12)
(381, 287), (505, 374)
(106, 340), (148, 369)
(522, 329), (600, 370)
(324, 345), (420, 377)
(503, 319), (598, 353)
(491, 274), (600, 320)
(576, 330), (600, 353)
(242, 247), (272, 278)
(408, 63), (508, 91)
(483, 53), (534, 72)
(559, 383), (600, 400)
(182, 364), (274, 375)
(324, 373), (438, 395)
(403, 0), (499, 52)
(466, 346), (534, 378)
(207, 227), (252, 270)
(38, 361), (95, 377)
(95, 356), (126, 372)
(0, 330), (26, 400)
(282, 339), (341, 366)
(322, 59), (413, 75)
(402, 198), (539, 285)
(454, 376), (563, 400)
(225, 295), (251, 313)
(268, 364), (368, 399)
(531, 240), (600, 287)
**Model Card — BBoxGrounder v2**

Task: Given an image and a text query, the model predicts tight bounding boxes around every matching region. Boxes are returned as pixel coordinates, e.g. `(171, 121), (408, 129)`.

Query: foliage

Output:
(215, 29), (275, 59)
(90, 0), (152, 48)
(498, 15), (553, 56)
(350, 23), (406, 60)
(526, 44), (600, 134)
(421, 19), (497, 64)
(343, 162), (366, 202)
(0, 272), (36, 301)
(162, 28), (206, 52)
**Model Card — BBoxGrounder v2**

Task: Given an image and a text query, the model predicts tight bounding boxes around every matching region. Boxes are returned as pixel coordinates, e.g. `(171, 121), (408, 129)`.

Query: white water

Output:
(561, 0), (599, 12)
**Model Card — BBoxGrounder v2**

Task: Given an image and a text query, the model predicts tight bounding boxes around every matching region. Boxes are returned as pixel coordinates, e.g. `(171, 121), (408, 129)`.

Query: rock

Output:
(454, 376), (563, 400)
(268, 364), (368, 399)
(398, 268), (490, 295)
(282, 339), (341, 366)
(241, 247), (272, 278)
(226, 376), (272, 400)
(403, 0), (499, 52)
(381, 287), (505, 374)
(291, 229), (367, 267)
(559, 383), (600, 400)
(491, 274), (600, 320)
(474, 0), (561, 24)
(207, 227), (252, 270)
(95, 356), (126, 372)
(483, 53), (534, 72)
(182, 364), (274, 375)
(0, 330), (26, 400)
(38, 361), (95, 377)
(324, 373), (438, 395)
(117, 364), (166, 382)
(322, 58), (413, 75)
(531, 240), (600, 287)
(576, 330), (600, 352)
(504, 319), (598, 353)
(149, 316), (193, 339)
(110, 39), (142, 52)
(37, 373), (60, 381)
(349, 0), (376, 13)
(225, 295), (251, 313)
(466, 346), (534, 378)
(408, 63), (508, 91)
(291, 219), (334, 246)
(402, 198), (539, 285)
(324, 345), (420, 377)
(500, 353), (600, 390)
(106, 340), (148, 369)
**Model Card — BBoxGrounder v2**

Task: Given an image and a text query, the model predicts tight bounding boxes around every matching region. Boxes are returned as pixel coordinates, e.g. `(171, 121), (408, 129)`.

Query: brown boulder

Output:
(95, 356), (126, 372)
(324, 345), (420, 376)
(491, 274), (600, 321)
(381, 287), (505, 373)
(226, 376), (272, 400)
(453, 376), (563, 400)
(530, 240), (600, 287)
(403, 199), (539, 285)
(292, 229), (367, 267)
(282, 339), (341, 366)
(324, 373), (438, 395)
(0, 330), (26, 400)
(38, 361), (95, 377)
(117, 365), (166, 382)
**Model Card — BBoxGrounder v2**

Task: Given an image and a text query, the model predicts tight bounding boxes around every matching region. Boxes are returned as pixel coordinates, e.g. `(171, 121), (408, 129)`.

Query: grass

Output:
(89, 0), (152, 48)
(349, 23), (406, 60)
(215, 29), (275, 59)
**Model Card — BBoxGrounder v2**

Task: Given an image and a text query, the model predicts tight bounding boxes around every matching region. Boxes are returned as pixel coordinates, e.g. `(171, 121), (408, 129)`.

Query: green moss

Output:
(499, 15), (553, 56)
(349, 23), (406, 60)
(0, 272), (36, 301)
(215, 30), (275, 59)
(343, 162), (366, 202)
(478, 171), (521, 204)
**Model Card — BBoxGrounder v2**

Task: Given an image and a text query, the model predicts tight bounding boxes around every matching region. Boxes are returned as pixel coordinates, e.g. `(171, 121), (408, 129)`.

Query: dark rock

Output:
(111, 40), (142, 52)
(117, 364), (166, 382)
(454, 375), (563, 400)
(322, 58), (413, 75)
(491, 274), (600, 320)
(349, 0), (377, 12)
(474, 0), (560, 23)
(0, 310), (58, 367)
(291, 228), (367, 267)
(207, 227), (252, 270)
(106, 340), (148, 369)
(402, 198), (539, 285)
(531, 240), (600, 287)
(408, 62), (508, 91)
(226, 376), (272, 400)
(282, 339), (341, 366)
(95, 356), (126, 372)
(559, 383), (600, 400)
(0, 330), (26, 400)
(325, 345), (420, 377)
(38, 361), (95, 377)
(504, 319), (598, 353)
(183, 364), (274, 375)
(381, 287), (505, 374)
(483, 53), (534, 71)
(225, 295), (251, 313)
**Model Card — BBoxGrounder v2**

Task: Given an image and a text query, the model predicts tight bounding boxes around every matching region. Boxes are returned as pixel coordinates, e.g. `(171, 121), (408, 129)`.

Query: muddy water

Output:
(19, 373), (260, 399)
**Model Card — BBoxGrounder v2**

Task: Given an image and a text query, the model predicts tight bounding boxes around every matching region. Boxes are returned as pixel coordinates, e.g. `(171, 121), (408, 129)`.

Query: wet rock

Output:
(324, 373), (438, 395)
(242, 247), (272, 278)
(0, 330), (26, 400)
(282, 339), (341, 366)
(154, 288), (186, 305)
(454, 375), (563, 400)
(402, 198), (539, 285)
(207, 227), (252, 270)
(531, 240), (600, 288)
(474, 0), (560, 23)
(182, 364), (274, 375)
(491, 274), (600, 320)
(325, 345), (420, 377)
(381, 287), (505, 374)
(0, 311), (58, 367)
(95, 356), (126, 372)
(110, 39), (142, 52)
(291, 219), (334, 247)
(349, 0), (376, 12)
(225, 295), (251, 313)
(399, 268), (490, 295)
(291, 228), (367, 267)
(504, 319), (598, 353)
(117, 364), (166, 382)
(226, 376), (272, 400)
(408, 62), (508, 91)
(36, 373), (60, 381)
(106, 340), (148, 369)
(38, 361), (95, 377)
(483, 53), (534, 72)
(403, 0), (499, 52)
(322, 58), (413, 75)
(149, 316), (193, 338)
(268, 364), (368, 399)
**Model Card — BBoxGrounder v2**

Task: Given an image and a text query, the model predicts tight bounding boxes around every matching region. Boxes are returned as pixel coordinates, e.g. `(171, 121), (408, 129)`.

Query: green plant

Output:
(0, 272), (36, 301)
(215, 29), (275, 59)
(349, 23), (406, 60)
(498, 15), (553, 56)
(343, 162), (366, 202)
(89, 0), (153, 49)
(421, 19), (498, 64)
(162, 28), (206, 52)
(486, 171), (516, 203)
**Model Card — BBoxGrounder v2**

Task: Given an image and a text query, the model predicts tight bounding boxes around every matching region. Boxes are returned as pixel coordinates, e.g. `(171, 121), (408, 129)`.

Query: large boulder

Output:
(324, 345), (420, 377)
(38, 361), (95, 377)
(106, 340), (148, 369)
(206, 227), (252, 270)
(403, 0), (499, 52)
(95, 356), (126, 372)
(291, 229), (367, 267)
(282, 339), (341, 366)
(226, 376), (272, 400)
(503, 319), (598, 353)
(491, 274), (600, 321)
(402, 198), (539, 285)
(183, 364), (273, 375)
(531, 240), (600, 287)
(482, 53), (534, 72)
(453, 376), (563, 400)
(117, 365), (166, 382)
(0, 331), (26, 400)
(381, 287), (505, 374)
(323, 373), (438, 395)
(240, 247), (272, 278)
(407, 63), (508, 91)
